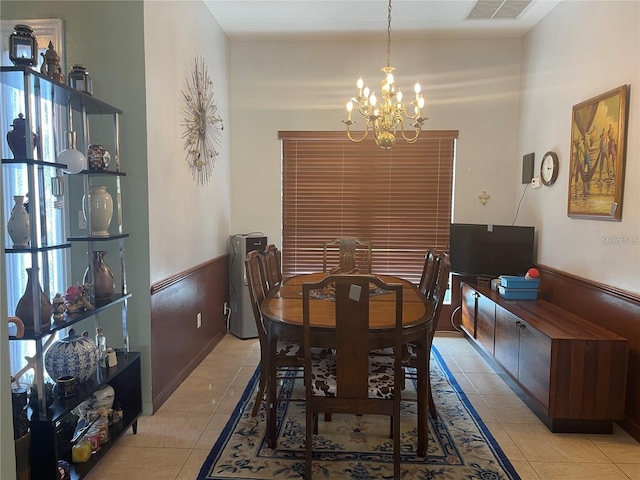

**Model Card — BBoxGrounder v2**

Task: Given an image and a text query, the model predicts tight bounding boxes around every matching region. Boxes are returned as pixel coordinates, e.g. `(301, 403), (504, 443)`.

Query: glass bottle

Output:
(95, 327), (107, 364)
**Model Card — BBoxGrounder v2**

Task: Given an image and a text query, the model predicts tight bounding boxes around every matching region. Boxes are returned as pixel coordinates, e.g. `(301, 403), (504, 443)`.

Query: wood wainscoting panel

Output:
(150, 254), (229, 412)
(537, 264), (640, 442)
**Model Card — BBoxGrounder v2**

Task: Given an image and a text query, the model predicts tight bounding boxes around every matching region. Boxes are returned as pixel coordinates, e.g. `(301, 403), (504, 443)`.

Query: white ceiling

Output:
(204, 0), (562, 41)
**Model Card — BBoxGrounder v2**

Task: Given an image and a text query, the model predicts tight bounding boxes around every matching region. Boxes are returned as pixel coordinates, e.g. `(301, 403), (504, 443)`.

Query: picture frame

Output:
(567, 85), (629, 220)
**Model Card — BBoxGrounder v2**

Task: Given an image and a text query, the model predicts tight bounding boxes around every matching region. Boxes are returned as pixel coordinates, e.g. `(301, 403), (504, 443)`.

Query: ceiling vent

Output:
(466, 0), (532, 20)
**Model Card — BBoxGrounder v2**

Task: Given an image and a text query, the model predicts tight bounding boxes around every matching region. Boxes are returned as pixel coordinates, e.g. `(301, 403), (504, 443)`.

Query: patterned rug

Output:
(198, 347), (520, 479)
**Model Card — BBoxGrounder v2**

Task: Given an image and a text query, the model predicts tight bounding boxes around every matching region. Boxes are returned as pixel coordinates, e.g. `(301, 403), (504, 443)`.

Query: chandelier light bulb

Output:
(357, 77), (364, 90)
(397, 91), (403, 102)
(346, 100), (353, 121)
(415, 82), (421, 94)
(363, 86), (370, 98)
(418, 97), (425, 109)
(370, 93), (377, 106)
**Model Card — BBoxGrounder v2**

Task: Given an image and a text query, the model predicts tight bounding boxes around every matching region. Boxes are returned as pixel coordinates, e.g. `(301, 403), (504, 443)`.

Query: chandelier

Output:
(343, 0), (427, 149)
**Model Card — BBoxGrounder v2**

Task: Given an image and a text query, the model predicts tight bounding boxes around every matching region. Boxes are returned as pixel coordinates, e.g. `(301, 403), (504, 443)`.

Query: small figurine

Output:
(40, 41), (65, 83)
(65, 283), (94, 313)
(52, 293), (67, 322)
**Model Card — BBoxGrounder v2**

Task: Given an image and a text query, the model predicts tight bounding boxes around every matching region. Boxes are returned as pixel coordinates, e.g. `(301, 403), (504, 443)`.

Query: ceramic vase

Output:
(87, 144), (110, 170)
(83, 251), (115, 300)
(6, 113), (37, 159)
(15, 267), (52, 335)
(44, 328), (98, 383)
(7, 195), (30, 248)
(83, 186), (113, 237)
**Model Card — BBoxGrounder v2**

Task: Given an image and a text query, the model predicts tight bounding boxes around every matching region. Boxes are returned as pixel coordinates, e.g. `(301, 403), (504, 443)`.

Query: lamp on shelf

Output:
(9, 25), (38, 67)
(343, 0), (427, 149)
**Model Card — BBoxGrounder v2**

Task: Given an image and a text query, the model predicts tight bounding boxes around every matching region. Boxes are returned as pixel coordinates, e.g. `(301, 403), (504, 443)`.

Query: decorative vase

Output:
(7, 195), (30, 248)
(44, 328), (98, 383)
(82, 186), (113, 237)
(83, 251), (115, 300)
(6, 113), (37, 159)
(87, 144), (110, 170)
(15, 267), (52, 335)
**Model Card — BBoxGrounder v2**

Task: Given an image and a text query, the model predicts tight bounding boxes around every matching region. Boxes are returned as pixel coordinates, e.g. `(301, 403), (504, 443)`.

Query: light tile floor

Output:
(86, 333), (640, 479)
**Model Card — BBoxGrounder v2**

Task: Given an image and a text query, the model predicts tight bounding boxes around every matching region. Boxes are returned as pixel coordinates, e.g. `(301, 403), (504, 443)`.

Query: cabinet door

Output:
(460, 284), (476, 338)
(494, 305), (520, 378)
(517, 322), (551, 409)
(475, 293), (495, 354)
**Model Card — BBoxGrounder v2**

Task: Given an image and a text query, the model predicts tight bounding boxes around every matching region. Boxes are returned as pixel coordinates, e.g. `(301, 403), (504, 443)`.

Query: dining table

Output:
(260, 272), (433, 456)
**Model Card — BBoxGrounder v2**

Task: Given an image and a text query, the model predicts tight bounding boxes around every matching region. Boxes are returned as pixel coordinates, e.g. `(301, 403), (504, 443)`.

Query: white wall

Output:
(144, 0), (231, 284)
(229, 37), (524, 245)
(517, 0), (639, 292)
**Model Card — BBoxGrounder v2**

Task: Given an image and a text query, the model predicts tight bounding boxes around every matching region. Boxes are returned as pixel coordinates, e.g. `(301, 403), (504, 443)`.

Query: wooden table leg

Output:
(265, 329), (278, 448)
(416, 338), (428, 456)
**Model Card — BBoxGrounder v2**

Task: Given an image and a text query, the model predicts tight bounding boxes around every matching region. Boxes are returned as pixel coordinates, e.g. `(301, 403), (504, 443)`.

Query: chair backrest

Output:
(429, 254), (451, 326)
(263, 244), (283, 290)
(322, 238), (372, 274)
(418, 250), (438, 298)
(303, 274), (402, 401)
(245, 250), (268, 342)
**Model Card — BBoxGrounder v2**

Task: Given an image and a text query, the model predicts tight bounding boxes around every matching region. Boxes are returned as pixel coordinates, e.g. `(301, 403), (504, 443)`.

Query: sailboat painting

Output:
(568, 85), (629, 220)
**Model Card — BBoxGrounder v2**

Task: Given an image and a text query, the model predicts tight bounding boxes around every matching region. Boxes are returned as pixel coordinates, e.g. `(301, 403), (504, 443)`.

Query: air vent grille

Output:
(466, 0), (532, 20)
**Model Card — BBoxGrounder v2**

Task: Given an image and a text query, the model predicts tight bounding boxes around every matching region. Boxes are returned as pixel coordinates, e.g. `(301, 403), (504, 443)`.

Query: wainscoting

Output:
(150, 254), (230, 412)
(448, 266), (640, 442)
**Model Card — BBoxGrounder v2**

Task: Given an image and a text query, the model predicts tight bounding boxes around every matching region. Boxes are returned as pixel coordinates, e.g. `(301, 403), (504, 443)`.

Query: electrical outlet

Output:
(531, 177), (542, 189)
(78, 210), (87, 229)
(196, 312), (202, 328)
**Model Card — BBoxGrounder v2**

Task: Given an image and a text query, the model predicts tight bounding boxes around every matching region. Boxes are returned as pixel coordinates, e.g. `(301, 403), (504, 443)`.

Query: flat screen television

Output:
(449, 223), (535, 277)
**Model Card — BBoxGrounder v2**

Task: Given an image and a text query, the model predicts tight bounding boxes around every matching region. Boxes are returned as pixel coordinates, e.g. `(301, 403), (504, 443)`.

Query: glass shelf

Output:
(67, 233), (129, 242)
(8, 293), (132, 341)
(1, 66), (122, 115)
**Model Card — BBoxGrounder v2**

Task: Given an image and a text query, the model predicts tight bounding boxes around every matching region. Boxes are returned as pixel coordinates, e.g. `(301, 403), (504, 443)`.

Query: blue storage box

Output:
(499, 275), (541, 289)
(498, 285), (539, 300)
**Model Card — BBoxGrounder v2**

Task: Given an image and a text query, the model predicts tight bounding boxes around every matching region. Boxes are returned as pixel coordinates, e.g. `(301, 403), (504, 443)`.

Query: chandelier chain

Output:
(386, 0), (392, 68)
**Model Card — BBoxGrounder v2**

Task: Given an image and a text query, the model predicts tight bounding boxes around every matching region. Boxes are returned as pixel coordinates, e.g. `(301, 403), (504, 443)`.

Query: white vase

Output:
(7, 195), (30, 248)
(83, 186), (113, 237)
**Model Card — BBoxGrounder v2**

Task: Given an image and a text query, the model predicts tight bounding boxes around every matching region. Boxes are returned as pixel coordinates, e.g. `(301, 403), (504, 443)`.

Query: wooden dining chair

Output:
(322, 238), (372, 274)
(404, 253), (451, 419)
(245, 250), (303, 417)
(418, 250), (438, 298)
(263, 244), (283, 290)
(302, 274), (403, 479)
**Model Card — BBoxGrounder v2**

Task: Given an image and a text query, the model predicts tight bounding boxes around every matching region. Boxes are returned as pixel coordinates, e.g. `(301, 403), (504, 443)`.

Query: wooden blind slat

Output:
(280, 131), (457, 283)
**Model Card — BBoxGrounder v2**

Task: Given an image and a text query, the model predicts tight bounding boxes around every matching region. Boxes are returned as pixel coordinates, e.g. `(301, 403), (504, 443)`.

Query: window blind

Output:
(279, 130), (457, 283)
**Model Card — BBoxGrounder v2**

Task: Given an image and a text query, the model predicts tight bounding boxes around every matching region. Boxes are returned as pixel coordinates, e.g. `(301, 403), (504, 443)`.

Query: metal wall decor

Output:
(181, 56), (223, 185)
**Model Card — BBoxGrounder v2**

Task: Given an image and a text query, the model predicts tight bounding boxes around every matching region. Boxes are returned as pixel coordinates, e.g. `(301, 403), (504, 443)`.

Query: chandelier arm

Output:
(399, 122), (423, 144)
(345, 126), (370, 143)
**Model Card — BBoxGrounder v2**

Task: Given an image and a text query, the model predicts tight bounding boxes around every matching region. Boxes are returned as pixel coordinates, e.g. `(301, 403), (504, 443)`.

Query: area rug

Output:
(198, 346), (521, 479)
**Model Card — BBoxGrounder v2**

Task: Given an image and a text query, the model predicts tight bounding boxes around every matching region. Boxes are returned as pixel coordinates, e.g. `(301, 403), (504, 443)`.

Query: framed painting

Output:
(568, 85), (629, 220)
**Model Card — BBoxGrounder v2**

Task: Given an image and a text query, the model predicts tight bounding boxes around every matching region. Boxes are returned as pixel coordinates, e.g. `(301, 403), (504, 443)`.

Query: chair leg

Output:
(428, 384), (437, 419)
(252, 370), (266, 417)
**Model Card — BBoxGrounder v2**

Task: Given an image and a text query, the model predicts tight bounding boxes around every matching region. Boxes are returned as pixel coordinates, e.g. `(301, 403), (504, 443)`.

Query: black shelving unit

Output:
(2, 66), (140, 480)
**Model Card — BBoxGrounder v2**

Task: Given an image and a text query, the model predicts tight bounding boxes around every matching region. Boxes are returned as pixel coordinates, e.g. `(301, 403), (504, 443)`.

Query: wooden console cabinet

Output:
(461, 283), (629, 433)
